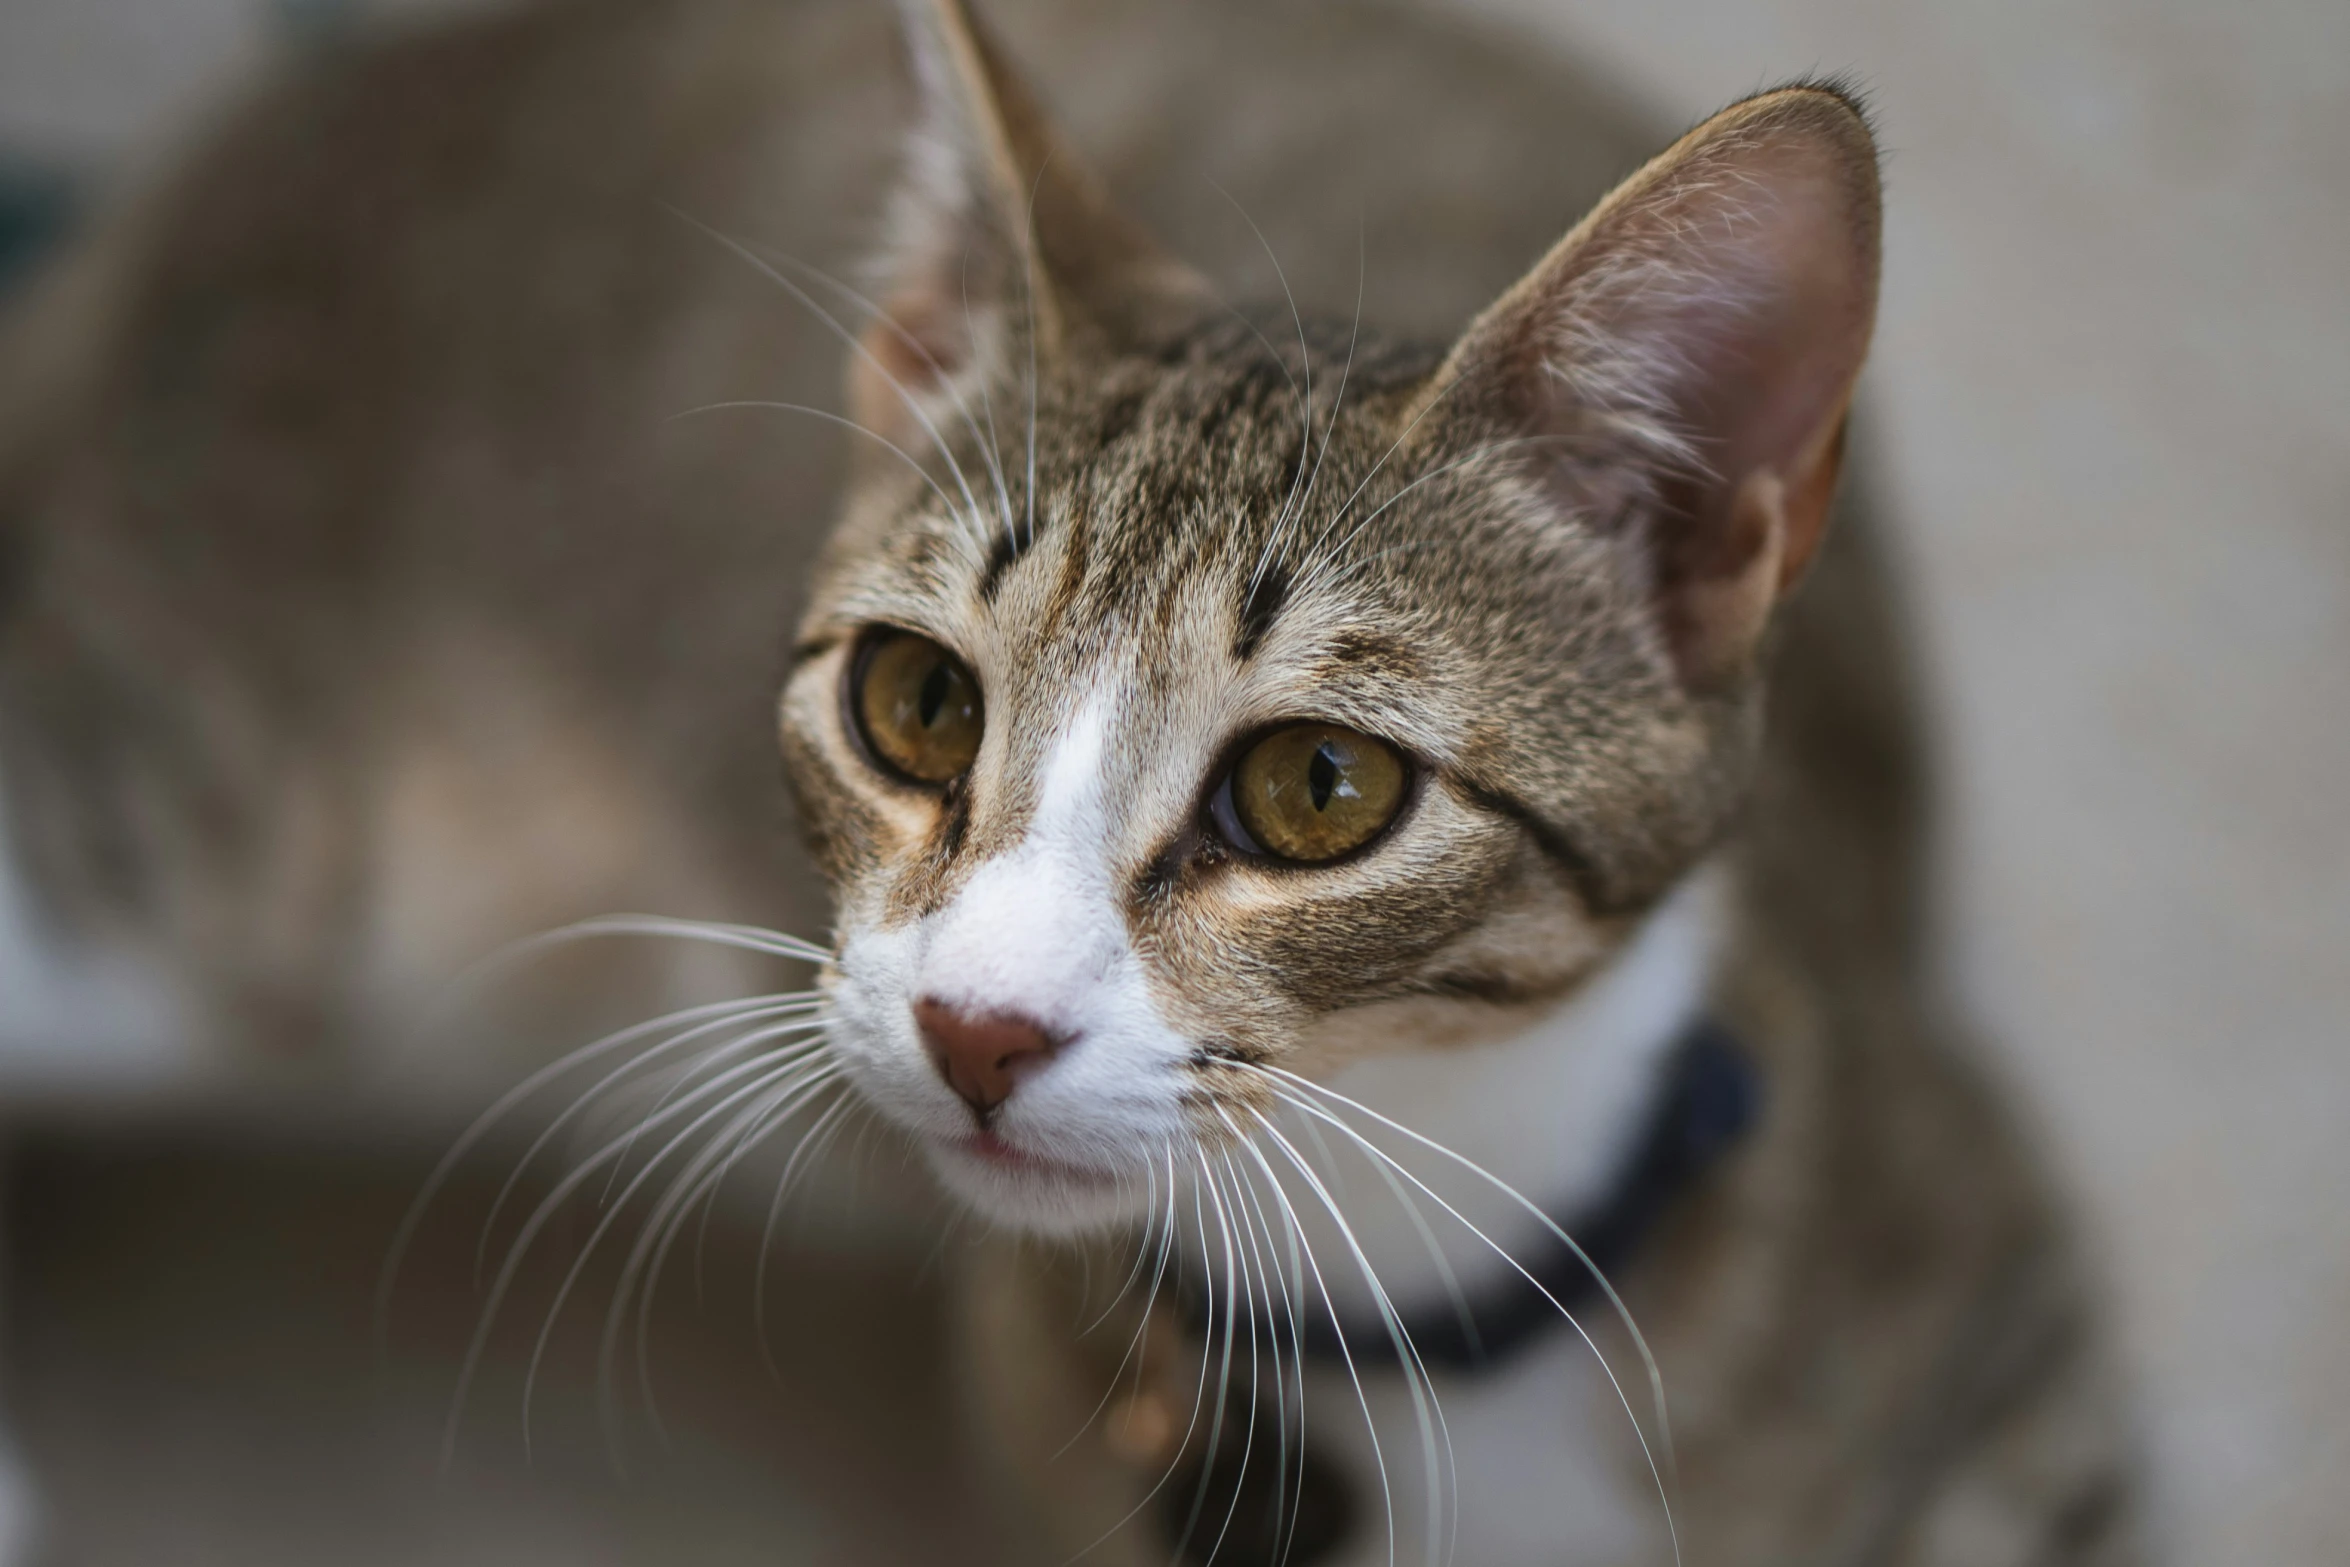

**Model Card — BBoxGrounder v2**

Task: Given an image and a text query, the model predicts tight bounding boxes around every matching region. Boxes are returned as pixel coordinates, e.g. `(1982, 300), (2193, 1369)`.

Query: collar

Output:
(1222, 1015), (1760, 1377)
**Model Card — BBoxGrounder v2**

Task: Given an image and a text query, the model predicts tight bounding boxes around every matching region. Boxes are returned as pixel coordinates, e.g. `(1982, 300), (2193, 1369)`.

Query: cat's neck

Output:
(1289, 865), (1728, 1319)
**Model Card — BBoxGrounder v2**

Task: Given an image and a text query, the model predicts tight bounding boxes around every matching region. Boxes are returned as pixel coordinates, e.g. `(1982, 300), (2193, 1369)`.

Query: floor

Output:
(6, 1124), (992, 1567)
(2, 0), (2345, 1563)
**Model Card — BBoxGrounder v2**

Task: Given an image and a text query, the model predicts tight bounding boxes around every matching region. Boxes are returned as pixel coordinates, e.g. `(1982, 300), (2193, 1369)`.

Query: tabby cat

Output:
(0, 0), (2137, 1562)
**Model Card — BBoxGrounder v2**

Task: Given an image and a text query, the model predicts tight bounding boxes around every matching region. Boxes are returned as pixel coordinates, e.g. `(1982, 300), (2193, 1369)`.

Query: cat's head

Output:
(779, 0), (1879, 1234)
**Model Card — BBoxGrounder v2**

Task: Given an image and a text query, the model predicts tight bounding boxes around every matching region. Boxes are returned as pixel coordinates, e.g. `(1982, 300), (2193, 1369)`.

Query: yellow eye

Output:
(1231, 723), (1407, 863)
(853, 632), (984, 784)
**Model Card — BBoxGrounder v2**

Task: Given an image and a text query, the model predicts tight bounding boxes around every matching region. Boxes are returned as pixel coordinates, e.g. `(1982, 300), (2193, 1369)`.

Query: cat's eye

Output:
(852, 631), (984, 784)
(1227, 723), (1407, 864)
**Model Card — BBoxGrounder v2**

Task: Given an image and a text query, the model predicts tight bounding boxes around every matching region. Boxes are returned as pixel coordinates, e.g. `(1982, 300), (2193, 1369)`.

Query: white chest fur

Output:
(1308, 1328), (1662, 1567)
(1256, 870), (1724, 1566)
(1288, 869), (1725, 1321)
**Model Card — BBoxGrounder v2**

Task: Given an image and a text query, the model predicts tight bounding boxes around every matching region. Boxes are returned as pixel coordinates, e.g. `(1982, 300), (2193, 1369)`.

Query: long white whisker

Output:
(597, 1063), (834, 1458)
(1084, 1149), (1169, 1337)
(1230, 1118), (1402, 1567)
(667, 210), (993, 541)
(1197, 1148), (1283, 1567)
(1052, 1148), (1177, 1463)
(1295, 436), (1563, 600)
(1060, 1150), (1225, 1567)
(1257, 210), (1368, 601)
(1292, 365), (1478, 593)
(1220, 1117), (1313, 1567)
(958, 249), (1017, 537)
(1018, 164), (1051, 551)
(671, 400), (976, 538)
(1252, 1109), (1452, 1567)
(1261, 1076), (1682, 1567)
(487, 1007), (824, 1270)
(1209, 179), (1315, 599)
(747, 245), (1015, 535)
(686, 1040), (851, 1309)
(379, 989), (809, 1339)
(1262, 1066), (1670, 1450)
(1169, 1143), (1247, 1562)
(752, 1090), (862, 1382)
(440, 1045), (816, 1470)
(585, 1010), (830, 1210)
(513, 1054), (831, 1466)
(617, 1066), (847, 1453)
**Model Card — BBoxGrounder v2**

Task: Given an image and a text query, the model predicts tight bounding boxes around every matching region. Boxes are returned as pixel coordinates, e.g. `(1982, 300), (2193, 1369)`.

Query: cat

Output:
(0, 0), (2140, 1562)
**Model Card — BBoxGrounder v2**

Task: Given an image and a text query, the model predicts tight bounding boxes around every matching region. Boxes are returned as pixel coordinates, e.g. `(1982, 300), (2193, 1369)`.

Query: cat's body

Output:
(0, 0), (2136, 1563)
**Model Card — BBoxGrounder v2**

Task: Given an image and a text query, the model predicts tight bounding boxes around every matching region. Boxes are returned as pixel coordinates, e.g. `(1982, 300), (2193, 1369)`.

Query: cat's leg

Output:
(1895, 1252), (2144, 1567)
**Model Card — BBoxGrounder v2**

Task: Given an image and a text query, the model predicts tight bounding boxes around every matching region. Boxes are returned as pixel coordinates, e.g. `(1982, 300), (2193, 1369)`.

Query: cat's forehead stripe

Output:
(1233, 562), (1289, 663)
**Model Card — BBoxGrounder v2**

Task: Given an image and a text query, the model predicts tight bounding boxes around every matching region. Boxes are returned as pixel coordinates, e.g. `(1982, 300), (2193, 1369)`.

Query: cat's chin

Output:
(922, 1132), (1149, 1237)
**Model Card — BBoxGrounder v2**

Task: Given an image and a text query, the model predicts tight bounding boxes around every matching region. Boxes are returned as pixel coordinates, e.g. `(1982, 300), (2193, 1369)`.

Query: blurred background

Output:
(0, 0), (2342, 1563)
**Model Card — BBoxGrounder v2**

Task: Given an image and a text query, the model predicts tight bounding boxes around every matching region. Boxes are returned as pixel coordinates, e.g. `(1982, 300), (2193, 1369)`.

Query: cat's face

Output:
(779, 4), (1877, 1234)
(784, 326), (1682, 1230)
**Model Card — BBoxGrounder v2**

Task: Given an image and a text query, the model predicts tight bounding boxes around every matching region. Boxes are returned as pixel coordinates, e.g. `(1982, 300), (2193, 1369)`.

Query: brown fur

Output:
(0, 0), (2137, 1561)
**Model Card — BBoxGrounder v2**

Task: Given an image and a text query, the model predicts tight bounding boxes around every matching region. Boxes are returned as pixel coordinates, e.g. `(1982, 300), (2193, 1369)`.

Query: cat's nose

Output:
(913, 998), (1064, 1116)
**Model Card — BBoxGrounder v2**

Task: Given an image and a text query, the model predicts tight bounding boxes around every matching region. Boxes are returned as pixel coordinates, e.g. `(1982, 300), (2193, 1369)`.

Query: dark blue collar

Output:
(1283, 1015), (1761, 1376)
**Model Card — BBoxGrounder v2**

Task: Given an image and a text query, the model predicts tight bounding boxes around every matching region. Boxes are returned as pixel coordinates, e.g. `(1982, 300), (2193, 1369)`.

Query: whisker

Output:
(686, 1049), (847, 1311)
(959, 249), (1017, 537)
(597, 1066), (832, 1455)
(1081, 1148), (1170, 1337)
(1228, 1119), (1403, 1567)
(1209, 179), (1315, 607)
(379, 989), (810, 1343)
(1294, 435), (1565, 600)
(1258, 1075), (1682, 1567)
(439, 1045), (820, 1471)
(672, 400), (979, 543)
(1059, 1151), (1224, 1567)
(1219, 1119), (1313, 1567)
(1169, 1143), (1246, 1562)
(585, 1008), (830, 1210)
(1052, 1147), (1176, 1464)
(485, 1006), (824, 1275)
(1250, 1110), (1452, 1567)
(1261, 1066), (1670, 1454)
(498, 913), (831, 966)
(746, 244), (1016, 536)
(515, 1055), (838, 1468)
(1255, 210), (1368, 604)
(1018, 163), (1051, 552)
(1192, 1149), (1282, 1567)
(1289, 365), (1473, 589)
(666, 209), (995, 546)
(752, 1090), (862, 1382)
(614, 1067), (848, 1455)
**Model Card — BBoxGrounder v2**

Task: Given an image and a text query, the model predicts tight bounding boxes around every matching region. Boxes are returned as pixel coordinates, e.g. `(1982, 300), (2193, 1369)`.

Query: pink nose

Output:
(913, 999), (1064, 1116)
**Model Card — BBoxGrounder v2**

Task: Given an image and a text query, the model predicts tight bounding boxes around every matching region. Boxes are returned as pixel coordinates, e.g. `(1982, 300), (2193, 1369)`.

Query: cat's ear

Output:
(1433, 85), (1881, 691)
(851, 0), (1209, 444)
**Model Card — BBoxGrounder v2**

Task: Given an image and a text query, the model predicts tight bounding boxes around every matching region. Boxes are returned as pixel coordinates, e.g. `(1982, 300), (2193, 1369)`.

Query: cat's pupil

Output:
(918, 663), (952, 728)
(1308, 744), (1339, 811)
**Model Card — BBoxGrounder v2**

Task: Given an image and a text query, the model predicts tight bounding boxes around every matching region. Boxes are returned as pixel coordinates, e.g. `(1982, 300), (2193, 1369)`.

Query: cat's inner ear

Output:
(850, 0), (1209, 448)
(1436, 86), (1882, 690)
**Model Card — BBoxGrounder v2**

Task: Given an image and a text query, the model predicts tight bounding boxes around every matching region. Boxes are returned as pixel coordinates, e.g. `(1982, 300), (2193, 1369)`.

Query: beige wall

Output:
(4, 0), (2345, 1561)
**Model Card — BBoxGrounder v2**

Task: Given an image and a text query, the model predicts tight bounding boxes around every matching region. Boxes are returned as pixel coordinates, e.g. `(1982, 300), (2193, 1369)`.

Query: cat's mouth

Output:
(946, 1128), (1119, 1187)
(916, 1124), (1151, 1235)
